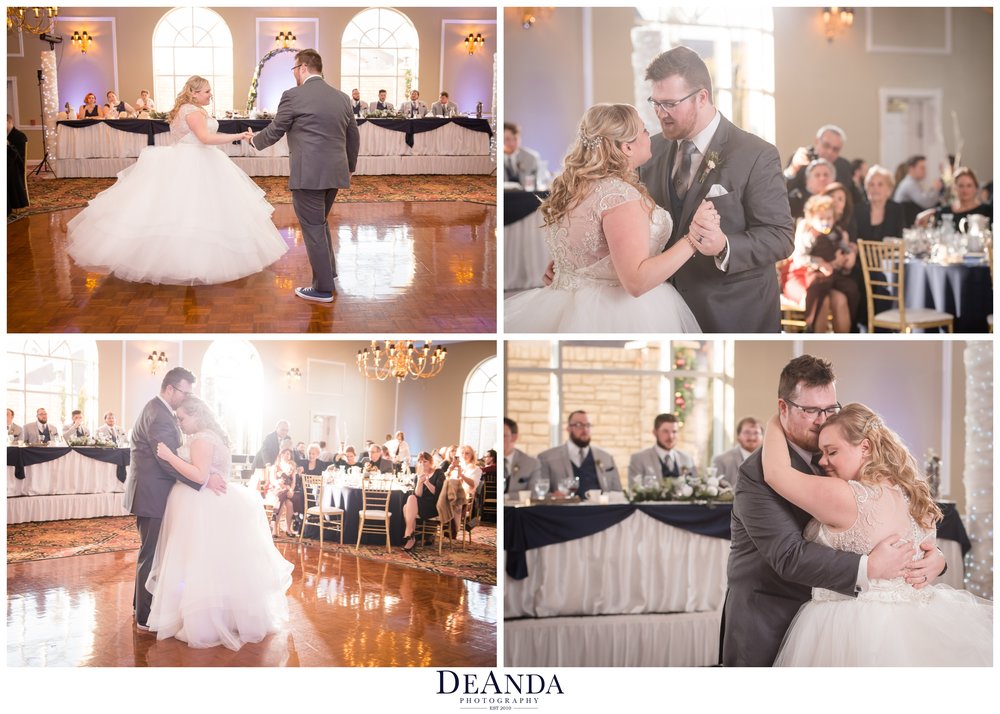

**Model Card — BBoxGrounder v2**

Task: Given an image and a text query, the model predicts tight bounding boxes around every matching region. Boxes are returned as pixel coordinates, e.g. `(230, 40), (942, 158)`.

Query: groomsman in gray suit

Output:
(503, 417), (541, 493)
(405, 90), (428, 118)
(710, 416), (763, 486)
(125, 367), (226, 631)
(537, 410), (621, 498)
(96, 411), (126, 445)
(430, 91), (459, 117)
(627, 413), (694, 489)
(350, 88), (368, 118)
(638, 46), (793, 332)
(23, 408), (55, 444)
(722, 355), (947, 665)
(250, 49), (360, 303)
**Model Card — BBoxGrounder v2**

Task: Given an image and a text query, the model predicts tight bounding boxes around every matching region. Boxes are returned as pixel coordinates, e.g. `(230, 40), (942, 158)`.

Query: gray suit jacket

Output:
(639, 114), (794, 332)
(62, 423), (91, 440)
(24, 422), (56, 444)
(351, 99), (368, 117)
(721, 444), (861, 666)
(124, 397), (202, 519)
(431, 101), (459, 117)
(711, 445), (746, 485)
(504, 448), (541, 493)
(252, 75), (360, 191)
(403, 100), (428, 118)
(8, 423), (23, 439)
(627, 446), (695, 487)
(537, 444), (621, 493)
(96, 424), (125, 444)
(370, 100), (395, 113)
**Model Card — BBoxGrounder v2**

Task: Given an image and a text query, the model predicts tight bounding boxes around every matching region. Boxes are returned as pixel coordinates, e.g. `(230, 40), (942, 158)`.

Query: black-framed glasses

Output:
(292, 64), (303, 71)
(782, 398), (842, 419)
(171, 385), (193, 397)
(646, 88), (701, 113)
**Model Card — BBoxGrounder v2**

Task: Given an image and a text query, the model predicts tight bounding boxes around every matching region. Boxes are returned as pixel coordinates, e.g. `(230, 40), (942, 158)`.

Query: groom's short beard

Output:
(569, 434), (591, 449)
(655, 437), (676, 451)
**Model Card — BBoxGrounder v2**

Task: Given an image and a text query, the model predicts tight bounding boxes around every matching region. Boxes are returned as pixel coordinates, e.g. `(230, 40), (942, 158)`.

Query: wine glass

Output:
(567, 476), (580, 499)
(532, 479), (549, 501)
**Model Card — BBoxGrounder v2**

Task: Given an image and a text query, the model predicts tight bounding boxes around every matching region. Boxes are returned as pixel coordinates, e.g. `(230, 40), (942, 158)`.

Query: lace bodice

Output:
(547, 177), (672, 290)
(170, 104), (219, 145)
(177, 430), (231, 475)
(807, 480), (935, 602)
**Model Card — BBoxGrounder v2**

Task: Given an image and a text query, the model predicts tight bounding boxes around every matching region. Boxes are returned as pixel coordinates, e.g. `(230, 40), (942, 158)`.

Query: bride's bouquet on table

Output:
(630, 466), (734, 505)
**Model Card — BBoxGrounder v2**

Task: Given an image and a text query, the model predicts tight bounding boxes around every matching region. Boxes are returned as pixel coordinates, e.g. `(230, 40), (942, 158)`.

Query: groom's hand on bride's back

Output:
(904, 541), (946, 589)
(867, 535), (916, 581)
(205, 469), (227, 495)
(542, 260), (555, 286)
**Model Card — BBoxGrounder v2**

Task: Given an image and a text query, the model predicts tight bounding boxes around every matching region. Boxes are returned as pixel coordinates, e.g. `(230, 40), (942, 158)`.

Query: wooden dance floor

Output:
(6, 202), (496, 333)
(6, 540), (496, 667)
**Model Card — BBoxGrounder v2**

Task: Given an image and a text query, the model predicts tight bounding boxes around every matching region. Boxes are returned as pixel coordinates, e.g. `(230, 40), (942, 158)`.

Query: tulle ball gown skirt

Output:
(146, 484), (294, 651)
(66, 143), (288, 285)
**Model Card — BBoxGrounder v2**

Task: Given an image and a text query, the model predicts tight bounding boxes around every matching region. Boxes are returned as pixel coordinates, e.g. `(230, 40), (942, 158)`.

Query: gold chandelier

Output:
(357, 340), (447, 383)
(7, 7), (59, 36)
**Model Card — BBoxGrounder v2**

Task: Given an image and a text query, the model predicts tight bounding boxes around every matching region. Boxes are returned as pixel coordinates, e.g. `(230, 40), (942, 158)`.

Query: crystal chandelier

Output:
(356, 341), (447, 383)
(7, 7), (59, 36)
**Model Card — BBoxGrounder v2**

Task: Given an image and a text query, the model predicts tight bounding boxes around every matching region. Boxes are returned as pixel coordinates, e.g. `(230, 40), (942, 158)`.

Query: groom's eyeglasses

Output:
(647, 89), (701, 113)
(782, 398), (842, 419)
(171, 386), (193, 397)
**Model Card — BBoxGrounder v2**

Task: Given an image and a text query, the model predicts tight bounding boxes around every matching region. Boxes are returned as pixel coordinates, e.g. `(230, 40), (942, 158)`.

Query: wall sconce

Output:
(275, 30), (296, 49)
(286, 367), (302, 388)
(70, 30), (93, 54)
(464, 32), (485, 55)
(822, 7), (854, 43)
(147, 350), (168, 375)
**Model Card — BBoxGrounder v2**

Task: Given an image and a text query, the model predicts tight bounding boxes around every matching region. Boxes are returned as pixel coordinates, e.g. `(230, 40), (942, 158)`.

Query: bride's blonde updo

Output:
(821, 403), (942, 529)
(178, 395), (231, 449)
(168, 75), (209, 122)
(539, 103), (654, 228)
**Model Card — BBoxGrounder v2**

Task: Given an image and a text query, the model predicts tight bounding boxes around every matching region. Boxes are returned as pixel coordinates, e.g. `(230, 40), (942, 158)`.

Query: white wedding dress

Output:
(774, 480), (992, 666)
(66, 104), (288, 285)
(504, 177), (701, 333)
(146, 430), (294, 650)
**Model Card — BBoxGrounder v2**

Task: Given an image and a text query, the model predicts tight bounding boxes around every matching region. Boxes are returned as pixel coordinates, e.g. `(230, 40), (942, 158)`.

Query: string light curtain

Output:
(963, 341), (992, 599)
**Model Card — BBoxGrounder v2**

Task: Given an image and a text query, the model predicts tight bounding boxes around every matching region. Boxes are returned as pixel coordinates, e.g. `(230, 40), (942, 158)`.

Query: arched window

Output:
(341, 7), (419, 108)
(200, 340), (263, 457)
(6, 339), (99, 435)
(152, 6), (234, 117)
(460, 357), (497, 456)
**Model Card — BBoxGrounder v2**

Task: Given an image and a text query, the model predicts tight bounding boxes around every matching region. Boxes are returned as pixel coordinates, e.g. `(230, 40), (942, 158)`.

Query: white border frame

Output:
(866, 7), (952, 55)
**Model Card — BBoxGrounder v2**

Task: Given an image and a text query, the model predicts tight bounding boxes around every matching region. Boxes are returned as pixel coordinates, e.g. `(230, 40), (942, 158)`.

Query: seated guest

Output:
(503, 417), (540, 493)
(371, 89), (393, 113)
(95, 411), (125, 444)
(404, 90), (428, 118)
(400, 451), (445, 552)
(62, 410), (91, 440)
(318, 440), (335, 461)
(628, 413), (694, 488)
(821, 181), (858, 242)
(334, 445), (360, 469)
(711, 417), (763, 486)
(430, 91), (458, 117)
(915, 166), (992, 230)
(503, 121), (546, 186)
(850, 158), (869, 205)
(350, 88), (368, 117)
(538, 410), (620, 498)
(894, 154), (943, 210)
(784, 125), (860, 205)
(268, 448), (300, 536)
(102, 90), (134, 118)
(7, 114), (29, 218)
(134, 89), (155, 112)
(23, 407), (56, 444)
(295, 441), (307, 461)
(438, 444), (458, 472)
(7, 408), (23, 440)
(253, 419), (290, 469)
(360, 443), (394, 473)
(856, 165), (905, 242)
(437, 445), (483, 535)
(483, 449), (497, 478)
(788, 158), (834, 220)
(78, 93), (101, 119)
(782, 195), (857, 333)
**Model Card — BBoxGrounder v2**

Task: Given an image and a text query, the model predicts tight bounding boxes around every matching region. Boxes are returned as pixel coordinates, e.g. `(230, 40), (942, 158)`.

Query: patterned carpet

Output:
(7, 515), (497, 585)
(11, 173), (496, 219)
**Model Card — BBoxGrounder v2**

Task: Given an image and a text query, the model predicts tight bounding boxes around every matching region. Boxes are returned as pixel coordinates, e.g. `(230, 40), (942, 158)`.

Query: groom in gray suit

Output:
(250, 49), (361, 303)
(125, 367), (226, 630)
(721, 355), (947, 665)
(638, 46), (793, 332)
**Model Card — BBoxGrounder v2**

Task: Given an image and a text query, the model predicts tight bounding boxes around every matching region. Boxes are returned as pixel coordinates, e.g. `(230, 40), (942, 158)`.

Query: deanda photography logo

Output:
(436, 669), (565, 710)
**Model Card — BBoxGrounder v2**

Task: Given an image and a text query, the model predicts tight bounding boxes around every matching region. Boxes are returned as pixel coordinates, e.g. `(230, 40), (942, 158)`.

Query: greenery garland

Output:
(672, 345), (697, 427)
(246, 47), (298, 114)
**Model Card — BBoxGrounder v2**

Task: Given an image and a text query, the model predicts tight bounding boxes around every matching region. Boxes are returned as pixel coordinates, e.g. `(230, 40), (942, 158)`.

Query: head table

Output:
(54, 117), (495, 178)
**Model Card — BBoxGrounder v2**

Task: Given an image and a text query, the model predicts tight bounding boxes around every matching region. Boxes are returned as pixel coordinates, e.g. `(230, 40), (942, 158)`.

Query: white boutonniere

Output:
(699, 150), (722, 183)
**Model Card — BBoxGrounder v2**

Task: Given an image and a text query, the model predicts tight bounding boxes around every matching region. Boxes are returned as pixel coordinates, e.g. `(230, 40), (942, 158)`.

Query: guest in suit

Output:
(7, 114), (28, 218)
(721, 355), (945, 666)
(23, 407), (56, 444)
(350, 88), (368, 117)
(7, 408), (23, 440)
(627, 413), (694, 489)
(638, 46), (793, 333)
(503, 121), (545, 186)
(360, 443), (394, 473)
(503, 417), (541, 494)
(710, 416), (762, 486)
(537, 410), (621, 498)
(250, 49), (361, 302)
(430, 91), (458, 117)
(371, 88), (394, 113)
(253, 419), (290, 469)
(125, 367), (226, 630)
(61, 410), (91, 440)
(405, 90), (428, 118)
(96, 411), (126, 445)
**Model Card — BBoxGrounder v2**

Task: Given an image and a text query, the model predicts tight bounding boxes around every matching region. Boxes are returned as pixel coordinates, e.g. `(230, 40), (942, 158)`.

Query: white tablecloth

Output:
(504, 210), (549, 291)
(7, 448), (128, 523)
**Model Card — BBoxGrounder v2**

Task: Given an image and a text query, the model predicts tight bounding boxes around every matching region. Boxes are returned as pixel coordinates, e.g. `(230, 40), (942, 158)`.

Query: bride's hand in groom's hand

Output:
(867, 534), (916, 581)
(904, 541), (946, 589)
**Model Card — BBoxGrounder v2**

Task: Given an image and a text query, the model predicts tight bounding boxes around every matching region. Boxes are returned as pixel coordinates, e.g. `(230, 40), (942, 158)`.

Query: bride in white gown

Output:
(504, 103), (717, 333)
(762, 404), (991, 666)
(148, 395), (293, 651)
(66, 75), (288, 285)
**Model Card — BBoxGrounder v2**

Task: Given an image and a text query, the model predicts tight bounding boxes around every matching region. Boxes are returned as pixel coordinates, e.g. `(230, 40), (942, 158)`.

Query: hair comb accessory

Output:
(863, 414), (884, 434)
(579, 132), (602, 151)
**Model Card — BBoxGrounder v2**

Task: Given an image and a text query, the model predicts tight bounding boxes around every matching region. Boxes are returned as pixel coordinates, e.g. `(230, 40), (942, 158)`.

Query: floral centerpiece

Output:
(67, 436), (96, 447)
(148, 110), (169, 121)
(364, 109), (406, 119)
(630, 467), (734, 504)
